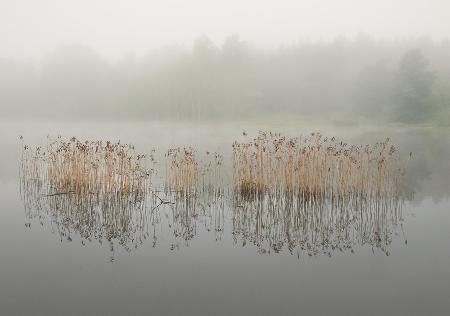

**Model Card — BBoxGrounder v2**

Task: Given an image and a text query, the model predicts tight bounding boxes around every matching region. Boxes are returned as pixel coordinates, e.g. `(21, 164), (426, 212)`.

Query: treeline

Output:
(1, 35), (450, 123)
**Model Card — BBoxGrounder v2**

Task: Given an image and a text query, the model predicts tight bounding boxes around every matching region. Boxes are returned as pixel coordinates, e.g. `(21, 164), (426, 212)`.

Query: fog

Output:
(1, 1), (450, 123)
(2, 3), (450, 315)
(2, 0), (450, 60)
(1, 37), (450, 123)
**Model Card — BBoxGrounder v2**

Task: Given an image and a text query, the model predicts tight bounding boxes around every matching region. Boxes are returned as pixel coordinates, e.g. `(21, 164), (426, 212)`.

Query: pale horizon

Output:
(1, 0), (450, 61)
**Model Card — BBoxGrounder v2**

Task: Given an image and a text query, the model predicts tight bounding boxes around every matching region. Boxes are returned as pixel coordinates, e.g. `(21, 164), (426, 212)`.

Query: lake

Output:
(1, 120), (449, 316)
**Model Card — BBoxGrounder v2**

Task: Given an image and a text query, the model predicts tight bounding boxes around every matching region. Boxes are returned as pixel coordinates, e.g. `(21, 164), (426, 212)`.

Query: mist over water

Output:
(1, 1), (450, 315)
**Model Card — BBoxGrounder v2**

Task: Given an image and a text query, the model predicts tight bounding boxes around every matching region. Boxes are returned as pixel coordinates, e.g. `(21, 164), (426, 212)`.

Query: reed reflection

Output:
(19, 137), (225, 256)
(149, 193), (225, 250)
(157, 147), (225, 248)
(19, 137), (154, 256)
(232, 193), (405, 257)
(231, 131), (407, 256)
(19, 132), (408, 259)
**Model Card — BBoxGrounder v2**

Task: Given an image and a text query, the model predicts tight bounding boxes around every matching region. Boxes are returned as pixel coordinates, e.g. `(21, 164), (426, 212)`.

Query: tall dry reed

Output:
(232, 131), (402, 201)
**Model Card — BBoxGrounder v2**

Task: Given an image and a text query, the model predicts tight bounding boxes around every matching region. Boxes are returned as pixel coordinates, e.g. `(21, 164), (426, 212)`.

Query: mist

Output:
(1, 36), (450, 123)
(2, 0), (450, 60)
(1, 1), (450, 123)
(2, 2), (450, 315)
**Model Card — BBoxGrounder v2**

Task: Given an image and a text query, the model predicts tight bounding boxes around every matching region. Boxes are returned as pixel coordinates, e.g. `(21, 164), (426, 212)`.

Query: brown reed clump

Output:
(232, 131), (402, 202)
(18, 132), (409, 258)
(19, 136), (156, 258)
(231, 131), (406, 257)
(165, 147), (223, 198)
(166, 147), (198, 196)
(20, 136), (154, 197)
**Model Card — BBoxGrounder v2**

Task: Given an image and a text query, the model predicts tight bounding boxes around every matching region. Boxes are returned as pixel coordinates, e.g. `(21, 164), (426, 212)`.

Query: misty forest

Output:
(2, 36), (450, 124)
(2, 1), (450, 315)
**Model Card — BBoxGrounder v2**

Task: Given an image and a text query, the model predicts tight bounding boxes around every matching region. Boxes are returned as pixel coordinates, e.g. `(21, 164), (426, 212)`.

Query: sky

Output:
(1, 0), (449, 61)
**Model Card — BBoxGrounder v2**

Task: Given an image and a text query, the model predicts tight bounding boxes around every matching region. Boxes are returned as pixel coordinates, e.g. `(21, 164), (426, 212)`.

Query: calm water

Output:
(1, 120), (449, 316)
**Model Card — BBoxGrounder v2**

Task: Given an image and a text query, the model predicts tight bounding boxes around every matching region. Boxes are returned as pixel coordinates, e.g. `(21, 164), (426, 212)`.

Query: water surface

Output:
(1, 120), (449, 316)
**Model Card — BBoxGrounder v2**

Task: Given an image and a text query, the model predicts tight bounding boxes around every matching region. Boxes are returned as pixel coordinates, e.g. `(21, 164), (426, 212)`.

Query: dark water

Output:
(1, 120), (449, 316)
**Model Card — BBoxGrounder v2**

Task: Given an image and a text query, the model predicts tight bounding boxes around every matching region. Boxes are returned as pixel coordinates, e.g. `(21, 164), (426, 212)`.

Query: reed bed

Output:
(162, 147), (225, 248)
(232, 131), (402, 202)
(20, 136), (154, 197)
(19, 136), (156, 256)
(165, 147), (224, 198)
(19, 137), (225, 253)
(19, 131), (408, 257)
(231, 131), (405, 256)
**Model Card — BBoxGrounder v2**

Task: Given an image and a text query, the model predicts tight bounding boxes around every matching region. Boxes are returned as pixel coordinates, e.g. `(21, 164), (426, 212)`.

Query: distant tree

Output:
(394, 49), (435, 122)
(220, 35), (256, 116)
(189, 36), (218, 118)
(222, 34), (249, 63)
(354, 60), (394, 119)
